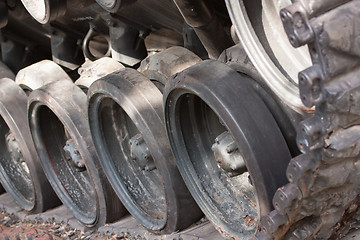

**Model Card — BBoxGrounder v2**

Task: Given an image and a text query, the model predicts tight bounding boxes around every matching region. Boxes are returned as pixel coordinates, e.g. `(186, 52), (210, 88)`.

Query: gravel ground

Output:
(0, 212), (137, 240)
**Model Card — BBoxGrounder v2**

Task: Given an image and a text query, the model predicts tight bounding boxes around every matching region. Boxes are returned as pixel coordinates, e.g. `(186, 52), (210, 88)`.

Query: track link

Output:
(258, 1), (360, 239)
(0, 193), (224, 240)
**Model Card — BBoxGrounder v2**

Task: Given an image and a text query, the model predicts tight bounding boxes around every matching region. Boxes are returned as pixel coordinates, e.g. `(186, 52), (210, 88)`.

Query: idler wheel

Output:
(0, 78), (59, 212)
(225, 0), (311, 111)
(163, 60), (291, 239)
(28, 79), (126, 228)
(88, 68), (202, 233)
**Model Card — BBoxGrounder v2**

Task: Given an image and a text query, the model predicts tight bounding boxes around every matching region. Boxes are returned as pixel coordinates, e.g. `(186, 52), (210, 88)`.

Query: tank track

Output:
(258, 1), (360, 239)
(0, 192), (223, 240)
(1, 1), (360, 239)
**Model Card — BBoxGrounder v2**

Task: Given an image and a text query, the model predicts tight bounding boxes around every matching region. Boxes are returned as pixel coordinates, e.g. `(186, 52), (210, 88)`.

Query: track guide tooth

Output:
(273, 184), (302, 215)
(261, 211), (288, 236)
(297, 116), (323, 153)
(286, 154), (315, 185)
(298, 65), (323, 108)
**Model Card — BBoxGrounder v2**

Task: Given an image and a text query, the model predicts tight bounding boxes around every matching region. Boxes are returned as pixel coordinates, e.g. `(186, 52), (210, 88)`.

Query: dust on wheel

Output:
(164, 60), (292, 239)
(0, 78), (59, 213)
(28, 79), (126, 228)
(138, 46), (201, 93)
(88, 68), (202, 234)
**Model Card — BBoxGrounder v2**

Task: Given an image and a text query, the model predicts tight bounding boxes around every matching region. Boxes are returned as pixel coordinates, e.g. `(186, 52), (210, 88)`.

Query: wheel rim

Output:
(164, 60), (291, 239)
(0, 78), (59, 213)
(91, 97), (167, 228)
(225, 0), (311, 111)
(0, 79), (35, 211)
(0, 120), (34, 209)
(28, 80), (101, 226)
(177, 93), (258, 235)
(88, 68), (202, 232)
(30, 104), (97, 224)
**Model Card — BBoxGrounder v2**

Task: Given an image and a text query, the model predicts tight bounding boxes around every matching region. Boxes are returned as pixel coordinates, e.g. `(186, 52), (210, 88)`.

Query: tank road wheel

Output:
(0, 61), (14, 195)
(225, 0), (311, 111)
(138, 46), (201, 93)
(88, 68), (203, 234)
(164, 60), (292, 239)
(28, 79), (126, 228)
(0, 78), (59, 212)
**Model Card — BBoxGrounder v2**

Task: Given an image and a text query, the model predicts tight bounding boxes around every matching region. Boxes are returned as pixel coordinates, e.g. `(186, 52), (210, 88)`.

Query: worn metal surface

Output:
(75, 57), (124, 90)
(163, 60), (292, 239)
(0, 78), (60, 213)
(138, 46), (201, 92)
(258, 1), (360, 239)
(172, 0), (233, 59)
(49, 27), (85, 70)
(95, 0), (137, 13)
(20, 0), (66, 24)
(225, 0), (312, 112)
(15, 60), (72, 92)
(27, 79), (126, 229)
(109, 17), (148, 66)
(87, 68), (203, 234)
(82, 26), (111, 61)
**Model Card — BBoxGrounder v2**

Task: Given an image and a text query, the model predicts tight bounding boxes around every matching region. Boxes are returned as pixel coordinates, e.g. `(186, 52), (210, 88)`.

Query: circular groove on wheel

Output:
(28, 79), (126, 228)
(164, 60), (291, 239)
(0, 78), (59, 213)
(88, 68), (202, 233)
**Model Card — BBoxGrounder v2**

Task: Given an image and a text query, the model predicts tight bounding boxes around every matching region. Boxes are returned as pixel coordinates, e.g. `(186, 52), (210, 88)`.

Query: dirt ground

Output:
(0, 212), (134, 240)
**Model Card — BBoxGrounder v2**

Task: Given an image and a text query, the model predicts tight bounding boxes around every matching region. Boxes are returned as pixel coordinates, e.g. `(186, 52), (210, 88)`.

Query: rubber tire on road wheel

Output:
(88, 68), (203, 234)
(0, 78), (60, 213)
(28, 79), (126, 228)
(164, 60), (292, 239)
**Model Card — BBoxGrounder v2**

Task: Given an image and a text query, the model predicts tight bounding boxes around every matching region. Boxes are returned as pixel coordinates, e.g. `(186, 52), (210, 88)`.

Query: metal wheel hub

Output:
(129, 134), (156, 172)
(28, 78), (126, 227)
(63, 138), (86, 171)
(164, 60), (291, 239)
(88, 68), (202, 233)
(0, 78), (59, 213)
(211, 131), (246, 176)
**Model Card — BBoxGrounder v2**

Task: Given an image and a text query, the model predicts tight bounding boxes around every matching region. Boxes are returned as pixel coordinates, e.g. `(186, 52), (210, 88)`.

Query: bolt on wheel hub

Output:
(129, 134), (156, 172)
(211, 131), (246, 176)
(64, 138), (86, 171)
